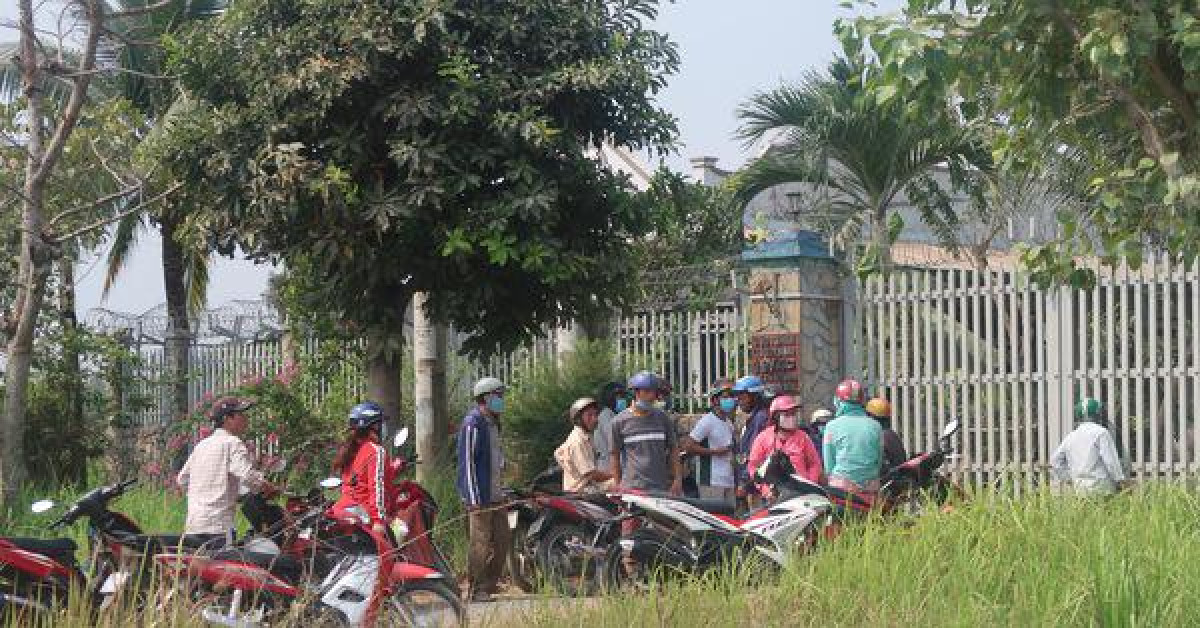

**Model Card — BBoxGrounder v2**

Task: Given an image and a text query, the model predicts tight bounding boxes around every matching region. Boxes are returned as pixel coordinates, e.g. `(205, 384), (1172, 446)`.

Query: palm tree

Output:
(733, 58), (988, 273)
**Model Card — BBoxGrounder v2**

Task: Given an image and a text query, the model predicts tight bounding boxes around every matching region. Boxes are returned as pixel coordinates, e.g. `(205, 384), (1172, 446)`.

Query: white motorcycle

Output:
(604, 452), (832, 586)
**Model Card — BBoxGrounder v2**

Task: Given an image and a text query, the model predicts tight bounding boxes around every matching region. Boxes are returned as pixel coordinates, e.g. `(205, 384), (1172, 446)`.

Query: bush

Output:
(501, 339), (618, 485)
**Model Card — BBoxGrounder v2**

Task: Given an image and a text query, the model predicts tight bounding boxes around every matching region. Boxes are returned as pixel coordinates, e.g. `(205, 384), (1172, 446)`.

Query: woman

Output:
(331, 401), (394, 535)
(746, 395), (823, 499)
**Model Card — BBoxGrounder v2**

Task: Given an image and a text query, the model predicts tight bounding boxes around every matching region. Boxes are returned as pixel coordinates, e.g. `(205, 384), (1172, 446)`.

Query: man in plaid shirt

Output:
(177, 397), (277, 544)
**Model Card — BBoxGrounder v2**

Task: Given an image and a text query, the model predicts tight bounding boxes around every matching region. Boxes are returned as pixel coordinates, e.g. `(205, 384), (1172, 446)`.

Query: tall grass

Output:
(509, 486), (1200, 627)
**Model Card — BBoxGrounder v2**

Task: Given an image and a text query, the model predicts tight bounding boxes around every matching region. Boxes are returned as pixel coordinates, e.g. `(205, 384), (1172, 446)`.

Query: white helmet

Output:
(811, 408), (833, 423)
(473, 377), (505, 399)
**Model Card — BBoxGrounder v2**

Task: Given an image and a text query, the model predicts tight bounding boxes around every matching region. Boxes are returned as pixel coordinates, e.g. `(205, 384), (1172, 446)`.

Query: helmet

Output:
(348, 401), (385, 429)
(568, 397), (599, 425)
(708, 378), (735, 399)
(811, 408), (833, 423)
(1075, 398), (1104, 421)
(865, 398), (892, 419)
(768, 395), (801, 417)
(835, 379), (866, 404)
(473, 377), (505, 398)
(732, 375), (765, 394)
(628, 371), (659, 391)
(210, 396), (254, 424)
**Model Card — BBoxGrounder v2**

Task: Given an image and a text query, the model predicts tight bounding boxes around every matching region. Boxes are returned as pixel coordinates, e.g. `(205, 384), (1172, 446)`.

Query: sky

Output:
(3, 0), (902, 318)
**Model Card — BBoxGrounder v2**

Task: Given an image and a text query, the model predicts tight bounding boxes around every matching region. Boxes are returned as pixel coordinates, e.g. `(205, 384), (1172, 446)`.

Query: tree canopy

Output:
(836, 0), (1200, 283)
(157, 0), (679, 354)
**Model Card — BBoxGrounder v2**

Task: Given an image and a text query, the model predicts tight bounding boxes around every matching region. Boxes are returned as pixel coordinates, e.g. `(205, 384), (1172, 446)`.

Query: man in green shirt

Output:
(822, 378), (883, 493)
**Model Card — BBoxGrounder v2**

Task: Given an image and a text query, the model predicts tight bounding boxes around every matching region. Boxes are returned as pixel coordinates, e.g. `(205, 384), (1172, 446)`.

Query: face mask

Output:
(486, 395), (505, 414)
(614, 398), (628, 413)
(635, 399), (655, 412)
(719, 398), (737, 413)
(655, 399), (669, 411)
(778, 413), (798, 431)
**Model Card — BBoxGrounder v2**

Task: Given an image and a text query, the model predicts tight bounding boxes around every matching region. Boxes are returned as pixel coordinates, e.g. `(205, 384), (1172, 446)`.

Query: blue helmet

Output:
(732, 375), (765, 394)
(627, 371), (659, 391)
(348, 401), (385, 430)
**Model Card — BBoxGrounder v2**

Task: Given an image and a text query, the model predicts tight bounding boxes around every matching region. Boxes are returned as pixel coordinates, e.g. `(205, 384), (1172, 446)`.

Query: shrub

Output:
(500, 339), (618, 485)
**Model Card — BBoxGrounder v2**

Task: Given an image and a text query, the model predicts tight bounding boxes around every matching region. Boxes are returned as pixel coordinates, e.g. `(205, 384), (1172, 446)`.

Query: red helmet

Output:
(768, 395), (800, 417)
(835, 379), (866, 404)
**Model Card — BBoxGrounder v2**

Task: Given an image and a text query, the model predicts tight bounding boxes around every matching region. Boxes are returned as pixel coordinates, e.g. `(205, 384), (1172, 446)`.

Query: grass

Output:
(505, 485), (1200, 627)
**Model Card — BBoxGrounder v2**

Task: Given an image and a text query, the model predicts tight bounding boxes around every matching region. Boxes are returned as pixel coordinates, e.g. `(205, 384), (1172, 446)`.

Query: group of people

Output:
(172, 371), (1131, 607)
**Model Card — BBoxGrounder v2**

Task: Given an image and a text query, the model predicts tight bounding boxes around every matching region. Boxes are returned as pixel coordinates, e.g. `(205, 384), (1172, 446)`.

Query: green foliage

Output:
(501, 340), (619, 485)
(156, 0), (679, 356)
(730, 56), (988, 274)
(835, 0), (1200, 285)
(633, 168), (743, 269)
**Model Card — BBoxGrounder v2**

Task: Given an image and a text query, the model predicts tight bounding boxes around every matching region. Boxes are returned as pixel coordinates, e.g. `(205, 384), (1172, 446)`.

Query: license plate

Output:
(99, 571), (129, 595)
(506, 510), (519, 529)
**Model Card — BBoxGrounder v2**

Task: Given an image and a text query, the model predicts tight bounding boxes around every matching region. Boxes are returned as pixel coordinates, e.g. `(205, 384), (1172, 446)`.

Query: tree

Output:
(731, 57), (987, 274)
(155, 0), (678, 420)
(3, 0), (176, 504)
(835, 0), (1200, 284)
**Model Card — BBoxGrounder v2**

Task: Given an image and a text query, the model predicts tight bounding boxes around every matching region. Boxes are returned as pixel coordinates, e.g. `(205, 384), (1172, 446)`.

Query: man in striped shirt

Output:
(610, 371), (682, 495)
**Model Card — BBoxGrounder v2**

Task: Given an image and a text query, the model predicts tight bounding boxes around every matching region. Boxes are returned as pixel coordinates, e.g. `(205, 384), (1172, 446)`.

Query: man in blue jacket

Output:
(733, 375), (769, 509)
(456, 376), (509, 603)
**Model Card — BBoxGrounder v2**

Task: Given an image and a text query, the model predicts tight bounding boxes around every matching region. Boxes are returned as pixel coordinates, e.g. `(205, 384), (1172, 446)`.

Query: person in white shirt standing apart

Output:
(177, 397), (277, 545)
(682, 378), (738, 505)
(1049, 398), (1129, 496)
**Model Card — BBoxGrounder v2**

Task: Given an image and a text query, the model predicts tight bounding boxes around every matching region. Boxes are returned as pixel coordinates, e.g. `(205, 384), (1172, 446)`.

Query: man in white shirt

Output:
(1049, 398), (1129, 496)
(177, 397), (277, 543)
(682, 379), (737, 504)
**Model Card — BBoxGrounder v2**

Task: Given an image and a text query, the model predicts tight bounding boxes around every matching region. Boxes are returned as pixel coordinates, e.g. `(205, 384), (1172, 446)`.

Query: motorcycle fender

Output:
(391, 562), (445, 582)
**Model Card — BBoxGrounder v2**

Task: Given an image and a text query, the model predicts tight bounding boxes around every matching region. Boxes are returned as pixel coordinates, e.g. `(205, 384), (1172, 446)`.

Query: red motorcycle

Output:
(156, 427), (462, 627)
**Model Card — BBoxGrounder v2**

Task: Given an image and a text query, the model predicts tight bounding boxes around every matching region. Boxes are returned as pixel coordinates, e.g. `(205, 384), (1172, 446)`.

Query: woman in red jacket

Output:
(332, 401), (394, 534)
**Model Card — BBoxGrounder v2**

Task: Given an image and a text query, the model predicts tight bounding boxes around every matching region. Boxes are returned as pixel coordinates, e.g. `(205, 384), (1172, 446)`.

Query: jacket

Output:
(333, 440), (392, 525)
(823, 403), (883, 488)
(456, 408), (498, 507)
(746, 425), (823, 498)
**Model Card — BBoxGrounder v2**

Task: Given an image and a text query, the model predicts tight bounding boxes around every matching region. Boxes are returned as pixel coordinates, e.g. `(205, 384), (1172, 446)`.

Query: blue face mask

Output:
(635, 399), (655, 412)
(486, 395), (505, 414)
(719, 398), (737, 414)
(614, 398), (628, 413)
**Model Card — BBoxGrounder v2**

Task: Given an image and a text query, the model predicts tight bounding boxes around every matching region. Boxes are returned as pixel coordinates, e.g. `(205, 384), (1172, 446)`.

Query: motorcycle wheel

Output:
(535, 523), (602, 596)
(598, 542), (633, 595)
(506, 521), (537, 593)
(381, 580), (464, 628)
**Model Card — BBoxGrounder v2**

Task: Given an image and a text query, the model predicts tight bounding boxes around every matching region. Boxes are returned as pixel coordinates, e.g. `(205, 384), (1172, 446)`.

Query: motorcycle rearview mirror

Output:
(30, 500), (55, 514)
(394, 427), (410, 448)
(942, 420), (961, 439)
(319, 477), (342, 490)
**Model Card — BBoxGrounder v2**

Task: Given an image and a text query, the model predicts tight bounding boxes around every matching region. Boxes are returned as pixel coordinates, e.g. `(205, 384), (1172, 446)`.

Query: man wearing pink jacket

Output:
(746, 395), (823, 499)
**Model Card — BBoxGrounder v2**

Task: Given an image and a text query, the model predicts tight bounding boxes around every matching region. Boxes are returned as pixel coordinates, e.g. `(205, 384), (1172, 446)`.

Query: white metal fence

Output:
(131, 305), (750, 424)
(859, 257), (1200, 486)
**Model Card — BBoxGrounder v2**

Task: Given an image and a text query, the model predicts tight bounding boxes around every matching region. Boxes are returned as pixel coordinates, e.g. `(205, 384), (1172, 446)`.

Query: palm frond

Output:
(102, 211), (145, 298)
(182, 247), (210, 317)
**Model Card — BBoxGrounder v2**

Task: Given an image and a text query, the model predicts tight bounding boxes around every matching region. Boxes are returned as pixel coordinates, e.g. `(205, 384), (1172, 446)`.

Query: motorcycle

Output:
(0, 499), (94, 618)
(159, 427), (463, 627)
(503, 465), (562, 593)
(879, 419), (963, 515)
(602, 454), (833, 588)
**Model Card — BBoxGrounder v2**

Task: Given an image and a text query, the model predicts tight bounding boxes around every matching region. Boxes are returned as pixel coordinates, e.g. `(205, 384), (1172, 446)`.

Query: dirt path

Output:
(467, 593), (593, 626)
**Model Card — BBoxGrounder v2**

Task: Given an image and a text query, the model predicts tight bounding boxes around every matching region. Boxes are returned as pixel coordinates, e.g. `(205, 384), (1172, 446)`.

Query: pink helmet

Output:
(835, 378), (866, 404)
(769, 395), (801, 417)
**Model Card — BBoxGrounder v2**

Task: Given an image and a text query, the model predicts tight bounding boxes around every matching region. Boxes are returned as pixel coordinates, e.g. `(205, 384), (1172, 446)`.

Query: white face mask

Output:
(777, 413), (798, 431)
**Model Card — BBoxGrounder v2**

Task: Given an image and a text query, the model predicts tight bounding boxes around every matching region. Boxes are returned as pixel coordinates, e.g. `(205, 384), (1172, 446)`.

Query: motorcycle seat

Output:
(822, 486), (876, 513)
(2, 537), (77, 565)
(206, 548), (304, 583)
(117, 534), (224, 553)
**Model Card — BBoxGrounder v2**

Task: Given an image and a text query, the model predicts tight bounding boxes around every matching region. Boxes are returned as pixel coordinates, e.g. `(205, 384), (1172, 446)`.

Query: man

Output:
(807, 407), (833, 464)
(177, 396), (277, 546)
(733, 375), (769, 507)
(455, 376), (510, 603)
(609, 371), (682, 496)
(555, 397), (614, 492)
(866, 397), (908, 473)
(593, 381), (627, 471)
(682, 379), (738, 505)
(823, 379), (883, 494)
(1049, 398), (1129, 496)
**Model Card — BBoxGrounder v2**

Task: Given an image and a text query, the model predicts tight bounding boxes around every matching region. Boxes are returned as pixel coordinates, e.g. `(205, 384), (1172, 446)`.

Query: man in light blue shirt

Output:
(822, 378), (883, 493)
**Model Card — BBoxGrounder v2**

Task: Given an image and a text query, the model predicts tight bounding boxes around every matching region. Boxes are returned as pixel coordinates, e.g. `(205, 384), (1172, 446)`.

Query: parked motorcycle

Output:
(504, 465), (562, 593)
(879, 419), (963, 515)
(602, 454), (833, 589)
(159, 427), (463, 627)
(0, 498), (95, 618)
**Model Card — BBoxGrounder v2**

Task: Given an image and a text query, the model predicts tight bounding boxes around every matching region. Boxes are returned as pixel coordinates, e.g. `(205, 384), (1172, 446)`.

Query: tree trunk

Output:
(56, 258), (87, 486)
(870, 209), (892, 274)
(105, 331), (136, 481)
(1, 245), (49, 505)
(160, 220), (191, 440)
(367, 328), (404, 441)
(412, 293), (449, 483)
